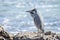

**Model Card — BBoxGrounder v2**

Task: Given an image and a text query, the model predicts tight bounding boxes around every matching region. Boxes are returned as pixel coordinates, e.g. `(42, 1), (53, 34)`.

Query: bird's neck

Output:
(34, 13), (39, 18)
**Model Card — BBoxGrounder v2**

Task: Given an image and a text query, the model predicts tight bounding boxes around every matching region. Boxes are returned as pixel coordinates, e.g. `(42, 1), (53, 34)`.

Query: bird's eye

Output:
(31, 11), (35, 14)
(33, 11), (35, 13)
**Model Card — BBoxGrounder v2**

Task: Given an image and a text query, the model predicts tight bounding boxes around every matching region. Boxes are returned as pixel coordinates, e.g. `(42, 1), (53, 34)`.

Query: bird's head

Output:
(26, 8), (37, 18)
(26, 8), (37, 14)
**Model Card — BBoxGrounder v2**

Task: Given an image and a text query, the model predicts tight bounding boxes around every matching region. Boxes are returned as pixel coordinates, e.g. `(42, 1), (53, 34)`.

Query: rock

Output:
(55, 34), (60, 40)
(0, 36), (5, 40)
(0, 26), (11, 40)
(14, 32), (37, 38)
(0, 25), (60, 40)
(9, 34), (14, 40)
(45, 31), (51, 35)
(0, 26), (4, 32)
(13, 32), (30, 40)
(13, 32), (44, 40)
(44, 32), (60, 40)
(31, 36), (44, 40)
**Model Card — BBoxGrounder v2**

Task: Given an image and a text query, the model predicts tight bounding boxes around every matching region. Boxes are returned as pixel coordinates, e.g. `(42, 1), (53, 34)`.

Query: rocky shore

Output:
(0, 26), (60, 40)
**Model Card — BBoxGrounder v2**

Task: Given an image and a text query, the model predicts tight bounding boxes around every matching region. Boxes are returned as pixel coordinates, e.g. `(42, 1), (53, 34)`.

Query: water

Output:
(0, 0), (60, 34)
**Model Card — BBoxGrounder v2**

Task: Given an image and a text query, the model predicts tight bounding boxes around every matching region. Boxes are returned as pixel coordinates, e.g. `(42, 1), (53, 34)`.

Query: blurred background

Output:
(0, 0), (60, 34)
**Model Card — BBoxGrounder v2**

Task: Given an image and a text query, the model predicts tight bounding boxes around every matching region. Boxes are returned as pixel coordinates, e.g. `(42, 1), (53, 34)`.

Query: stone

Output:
(0, 26), (11, 40)
(0, 25), (60, 40)
(0, 36), (5, 40)
(45, 31), (51, 35)
(0, 26), (4, 32)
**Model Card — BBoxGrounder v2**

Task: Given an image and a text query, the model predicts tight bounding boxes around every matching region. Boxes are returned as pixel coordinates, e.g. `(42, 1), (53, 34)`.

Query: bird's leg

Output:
(37, 29), (44, 37)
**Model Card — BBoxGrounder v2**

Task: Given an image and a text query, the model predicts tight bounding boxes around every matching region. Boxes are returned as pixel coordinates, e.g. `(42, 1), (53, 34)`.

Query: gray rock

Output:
(0, 26), (11, 40)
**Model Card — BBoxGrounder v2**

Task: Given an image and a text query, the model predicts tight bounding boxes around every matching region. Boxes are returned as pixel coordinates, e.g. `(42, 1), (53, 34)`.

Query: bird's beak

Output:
(26, 10), (31, 12)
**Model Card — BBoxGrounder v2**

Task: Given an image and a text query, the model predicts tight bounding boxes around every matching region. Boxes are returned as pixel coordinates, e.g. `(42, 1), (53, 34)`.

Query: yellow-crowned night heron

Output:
(26, 8), (44, 34)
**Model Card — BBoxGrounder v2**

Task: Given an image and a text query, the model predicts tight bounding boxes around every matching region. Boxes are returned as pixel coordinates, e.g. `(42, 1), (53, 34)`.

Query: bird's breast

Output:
(34, 16), (42, 25)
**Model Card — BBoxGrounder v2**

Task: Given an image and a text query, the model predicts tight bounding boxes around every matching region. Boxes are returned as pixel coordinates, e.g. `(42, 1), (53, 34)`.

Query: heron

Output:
(26, 8), (44, 34)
